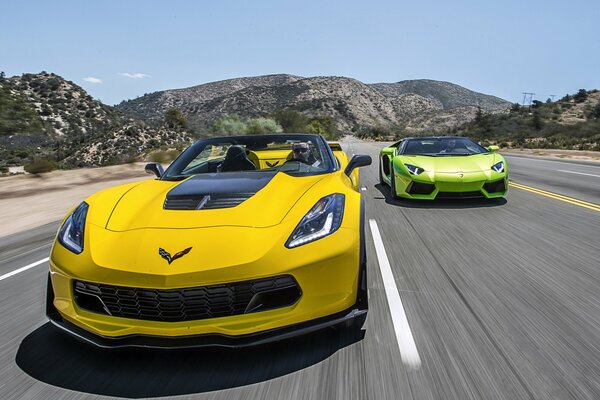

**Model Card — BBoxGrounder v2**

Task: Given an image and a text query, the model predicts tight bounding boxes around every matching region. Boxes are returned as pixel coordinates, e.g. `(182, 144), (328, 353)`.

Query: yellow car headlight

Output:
(285, 194), (345, 248)
(58, 202), (89, 254)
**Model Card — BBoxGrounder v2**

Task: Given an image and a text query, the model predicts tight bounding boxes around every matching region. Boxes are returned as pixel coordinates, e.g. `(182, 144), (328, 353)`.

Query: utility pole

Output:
(549, 94), (556, 102)
(522, 92), (535, 108)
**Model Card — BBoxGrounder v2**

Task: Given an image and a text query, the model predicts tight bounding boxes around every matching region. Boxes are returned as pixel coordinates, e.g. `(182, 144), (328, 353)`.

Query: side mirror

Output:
(344, 155), (372, 177)
(145, 162), (164, 178)
(487, 145), (499, 153)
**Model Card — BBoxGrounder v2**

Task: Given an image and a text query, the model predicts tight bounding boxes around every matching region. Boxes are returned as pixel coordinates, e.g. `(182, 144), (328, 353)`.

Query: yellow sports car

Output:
(47, 134), (372, 348)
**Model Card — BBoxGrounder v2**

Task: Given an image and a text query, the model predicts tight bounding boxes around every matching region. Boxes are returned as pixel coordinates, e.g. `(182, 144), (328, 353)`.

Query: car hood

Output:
(105, 172), (325, 231)
(401, 153), (500, 173)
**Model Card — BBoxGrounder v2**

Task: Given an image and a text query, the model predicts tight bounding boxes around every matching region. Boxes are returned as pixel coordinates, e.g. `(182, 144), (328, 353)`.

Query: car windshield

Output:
(162, 134), (336, 180)
(402, 137), (488, 156)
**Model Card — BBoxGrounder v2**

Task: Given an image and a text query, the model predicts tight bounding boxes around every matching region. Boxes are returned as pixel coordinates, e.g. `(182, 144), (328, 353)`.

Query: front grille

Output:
(437, 191), (484, 199)
(73, 275), (301, 322)
(407, 181), (435, 195)
(483, 179), (506, 193)
(164, 193), (254, 210)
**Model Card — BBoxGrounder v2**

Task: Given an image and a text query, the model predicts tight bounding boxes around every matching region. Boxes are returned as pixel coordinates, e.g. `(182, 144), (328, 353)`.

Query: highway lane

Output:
(1, 140), (600, 399)
(505, 154), (600, 204)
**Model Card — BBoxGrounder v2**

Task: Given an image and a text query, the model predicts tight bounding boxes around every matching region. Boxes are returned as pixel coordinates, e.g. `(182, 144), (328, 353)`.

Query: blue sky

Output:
(1, 0), (598, 105)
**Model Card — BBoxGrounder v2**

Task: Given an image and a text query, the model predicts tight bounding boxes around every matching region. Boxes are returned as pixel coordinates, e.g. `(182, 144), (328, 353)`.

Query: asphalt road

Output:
(1, 139), (600, 399)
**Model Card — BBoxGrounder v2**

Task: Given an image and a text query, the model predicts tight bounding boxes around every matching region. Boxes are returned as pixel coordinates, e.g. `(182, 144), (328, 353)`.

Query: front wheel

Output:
(379, 157), (385, 185)
(390, 167), (400, 200)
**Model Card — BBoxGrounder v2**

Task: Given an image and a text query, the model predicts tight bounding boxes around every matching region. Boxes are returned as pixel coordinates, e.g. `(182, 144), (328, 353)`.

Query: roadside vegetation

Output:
(452, 90), (600, 150)
(209, 110), (340, 140)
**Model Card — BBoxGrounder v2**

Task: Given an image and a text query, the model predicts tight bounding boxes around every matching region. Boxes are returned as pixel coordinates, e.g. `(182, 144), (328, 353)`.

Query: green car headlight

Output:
(491, 161), (505, 173)
(286, 194), (345, 248)
(58, 202), (89, 254)
(405, 164), (425, 175)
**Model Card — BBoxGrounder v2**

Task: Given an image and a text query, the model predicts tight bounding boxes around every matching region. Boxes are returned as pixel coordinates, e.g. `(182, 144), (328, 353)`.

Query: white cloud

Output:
(83, 77), (102, 84)
(119, 72), (151, 79)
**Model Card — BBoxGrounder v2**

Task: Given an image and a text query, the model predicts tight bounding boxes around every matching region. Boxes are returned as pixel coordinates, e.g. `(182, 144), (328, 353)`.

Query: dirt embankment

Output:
(0, 163), (152, 239)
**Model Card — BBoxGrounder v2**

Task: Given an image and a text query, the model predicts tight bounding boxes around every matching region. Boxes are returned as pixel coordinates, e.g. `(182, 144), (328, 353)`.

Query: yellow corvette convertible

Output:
(47, 134), (372, 348)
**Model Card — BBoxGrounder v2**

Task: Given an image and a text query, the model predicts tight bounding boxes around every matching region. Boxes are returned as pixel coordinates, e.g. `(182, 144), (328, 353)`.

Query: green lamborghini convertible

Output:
(379, 137), (508, 200)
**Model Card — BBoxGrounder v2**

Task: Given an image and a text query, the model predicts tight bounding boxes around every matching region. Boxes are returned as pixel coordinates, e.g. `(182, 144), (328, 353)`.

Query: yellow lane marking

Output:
(509, 182), (600, 212)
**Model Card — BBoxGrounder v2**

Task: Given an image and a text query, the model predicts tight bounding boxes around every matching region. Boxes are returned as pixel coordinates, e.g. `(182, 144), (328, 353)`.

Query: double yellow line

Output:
(509, 182), (600, 213)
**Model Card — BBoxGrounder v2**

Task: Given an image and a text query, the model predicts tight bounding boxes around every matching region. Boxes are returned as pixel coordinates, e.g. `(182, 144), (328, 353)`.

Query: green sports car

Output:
(379, 136), (508, 200)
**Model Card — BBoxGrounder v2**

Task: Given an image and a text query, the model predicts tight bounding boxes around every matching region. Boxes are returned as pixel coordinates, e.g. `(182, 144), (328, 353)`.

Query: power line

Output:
(522, 92), (535, 107)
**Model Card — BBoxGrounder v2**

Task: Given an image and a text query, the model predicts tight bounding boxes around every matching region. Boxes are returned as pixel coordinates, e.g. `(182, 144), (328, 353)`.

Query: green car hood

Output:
(400, 153), (501, 173)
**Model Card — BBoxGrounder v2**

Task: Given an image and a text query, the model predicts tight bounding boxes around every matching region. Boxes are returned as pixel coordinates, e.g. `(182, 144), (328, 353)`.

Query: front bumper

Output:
(47, 286), (366, 349)
(395, 172), (508, 200)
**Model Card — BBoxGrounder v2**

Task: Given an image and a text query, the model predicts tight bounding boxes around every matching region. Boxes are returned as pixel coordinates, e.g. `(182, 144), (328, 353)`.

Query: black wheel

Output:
(390, 164), (400, 200)
(379, 157), (385, 185)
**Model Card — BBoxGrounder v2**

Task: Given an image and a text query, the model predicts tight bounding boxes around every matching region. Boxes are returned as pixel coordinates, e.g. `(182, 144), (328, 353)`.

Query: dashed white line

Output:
(0, 257), (49, 282)
(558, 169), (600, 178)
(369, 219), (421, 369)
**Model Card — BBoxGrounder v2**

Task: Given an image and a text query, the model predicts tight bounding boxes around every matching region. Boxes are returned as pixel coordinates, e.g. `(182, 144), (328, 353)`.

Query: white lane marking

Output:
(0, 257), (49, 282)
(369, 219), (421, 369)
(558, 169), (600, 178)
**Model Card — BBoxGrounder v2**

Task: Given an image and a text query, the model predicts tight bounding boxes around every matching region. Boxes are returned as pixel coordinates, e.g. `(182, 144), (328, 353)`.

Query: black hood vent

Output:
(164, 171), (276, 210)
(164, 193), (255, 210)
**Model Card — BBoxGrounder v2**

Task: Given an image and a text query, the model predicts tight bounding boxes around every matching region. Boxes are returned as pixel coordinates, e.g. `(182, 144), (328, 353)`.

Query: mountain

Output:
(0, 72), (192, 168)
(1, 72), (516, 170)
(117, 75), (511, 133)
(371, 79), (511, 111)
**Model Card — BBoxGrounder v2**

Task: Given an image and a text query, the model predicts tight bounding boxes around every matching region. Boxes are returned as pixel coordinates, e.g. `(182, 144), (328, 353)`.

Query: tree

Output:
(510, 103), (521, 113)
(245, 117), (283, 134)
(303, 117), (335, 139)
(270, 109), (309, 132)
(573, 89), (588, 103)
(531, 100), (543, 109)
(211, 115), (246, 134)
(164, 108), (187, 129)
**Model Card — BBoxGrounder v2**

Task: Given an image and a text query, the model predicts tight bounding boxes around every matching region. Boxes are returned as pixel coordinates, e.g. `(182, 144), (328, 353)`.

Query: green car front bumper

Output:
(394, 171), (508, 200)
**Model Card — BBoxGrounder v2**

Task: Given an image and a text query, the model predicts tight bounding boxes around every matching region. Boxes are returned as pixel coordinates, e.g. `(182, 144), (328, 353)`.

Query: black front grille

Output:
(164, 193), (254, 210)
(407, 181), (435, 195)
(483, 179), (506, 193)
(73, 275), (301, 322)
(437, 191), (484, 199)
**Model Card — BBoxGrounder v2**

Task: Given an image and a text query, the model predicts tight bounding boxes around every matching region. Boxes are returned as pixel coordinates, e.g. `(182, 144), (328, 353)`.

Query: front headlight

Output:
(285, 194), (345, 248)
(405, 164), (425, 175)
(491, 161), (505, 173)
(58, 202), (89, 254)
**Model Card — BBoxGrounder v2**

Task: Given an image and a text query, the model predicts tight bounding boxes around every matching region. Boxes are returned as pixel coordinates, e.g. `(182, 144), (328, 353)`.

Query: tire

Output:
(390, 162), (400, 200)
(379, 157), (385, 185)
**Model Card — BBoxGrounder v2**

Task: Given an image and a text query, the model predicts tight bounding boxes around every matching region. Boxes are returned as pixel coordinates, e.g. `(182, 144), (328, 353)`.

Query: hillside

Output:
(454, 90), (600, 150)
(371, 79), (510, 111)
(0, 72), (192, 168)
(117, 75), (511, 133)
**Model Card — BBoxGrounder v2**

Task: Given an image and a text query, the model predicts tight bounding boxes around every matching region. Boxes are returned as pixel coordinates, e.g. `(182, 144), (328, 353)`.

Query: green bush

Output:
(245, 117), (283, 134)
(270, 109), (309, 132)
(164, 108), (187, 129)
(24, 159), (57, 174)
(211, 115), (247, 134)
(149, 149), (180, 164)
